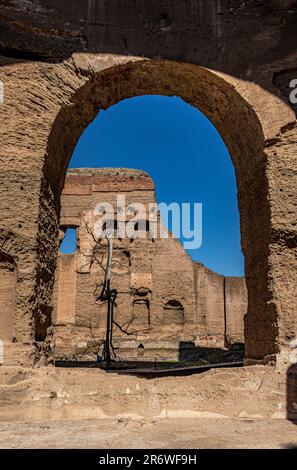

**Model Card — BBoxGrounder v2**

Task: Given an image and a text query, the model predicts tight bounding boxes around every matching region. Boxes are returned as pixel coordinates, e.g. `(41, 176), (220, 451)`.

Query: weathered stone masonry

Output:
(0, 1), (296, 368)
(53, 168), (247, 361)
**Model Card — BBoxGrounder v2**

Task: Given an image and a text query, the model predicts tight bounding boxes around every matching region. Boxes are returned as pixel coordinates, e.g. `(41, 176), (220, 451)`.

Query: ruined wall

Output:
(53, 168), (247, 361)
(1, 0), (296, 78)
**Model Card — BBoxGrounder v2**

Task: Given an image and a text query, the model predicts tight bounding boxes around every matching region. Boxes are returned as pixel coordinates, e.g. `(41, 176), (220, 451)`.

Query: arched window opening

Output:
(102, 219), (118, 235)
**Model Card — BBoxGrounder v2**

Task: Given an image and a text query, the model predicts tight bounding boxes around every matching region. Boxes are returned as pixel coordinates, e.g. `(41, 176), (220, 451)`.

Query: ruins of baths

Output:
(0, 0), (296, 449)
(54, 167), (247, 363)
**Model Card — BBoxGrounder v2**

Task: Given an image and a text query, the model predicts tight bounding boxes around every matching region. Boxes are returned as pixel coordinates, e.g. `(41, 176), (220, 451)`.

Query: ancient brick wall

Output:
(53, 168), (247, 361)
(0, 1), (296, 368)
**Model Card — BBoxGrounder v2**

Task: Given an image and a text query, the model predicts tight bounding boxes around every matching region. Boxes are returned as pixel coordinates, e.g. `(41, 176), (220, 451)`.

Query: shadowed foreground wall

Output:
(52, 168), (247, 362)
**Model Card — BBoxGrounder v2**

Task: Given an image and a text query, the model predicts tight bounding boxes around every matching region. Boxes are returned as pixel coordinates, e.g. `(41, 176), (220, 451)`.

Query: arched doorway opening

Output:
(37, 59), (275, 364)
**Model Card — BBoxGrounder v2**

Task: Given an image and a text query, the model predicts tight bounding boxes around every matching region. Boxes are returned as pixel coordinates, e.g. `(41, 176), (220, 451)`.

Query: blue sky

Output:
(61, 95), (244, 277)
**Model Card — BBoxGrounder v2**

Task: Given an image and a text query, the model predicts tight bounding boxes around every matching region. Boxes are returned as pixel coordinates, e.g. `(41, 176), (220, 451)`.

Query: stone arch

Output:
(0, 229), (37, 365)
(163, 299), (185, 324)
(0, 55), (295, 366)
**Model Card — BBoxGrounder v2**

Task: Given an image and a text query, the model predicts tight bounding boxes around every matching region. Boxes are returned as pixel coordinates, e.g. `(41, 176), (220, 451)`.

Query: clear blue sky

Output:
(62, 95), (244, 277)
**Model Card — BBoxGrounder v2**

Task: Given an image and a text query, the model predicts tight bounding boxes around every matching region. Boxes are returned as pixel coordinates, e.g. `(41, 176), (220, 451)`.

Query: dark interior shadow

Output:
(287, 364), (297, 424)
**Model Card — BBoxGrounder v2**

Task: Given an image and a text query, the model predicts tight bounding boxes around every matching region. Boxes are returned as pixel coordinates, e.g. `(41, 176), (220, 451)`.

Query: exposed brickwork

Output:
(53, 168), (247, 361)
